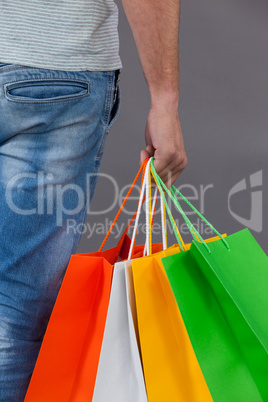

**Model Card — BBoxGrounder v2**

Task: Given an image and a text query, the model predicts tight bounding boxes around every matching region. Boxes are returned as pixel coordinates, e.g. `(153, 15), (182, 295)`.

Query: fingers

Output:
(140, 149), (188, 187)
(139, 145), (155, 165)
(145, 145), (155, 156)
(140, 150), (149, 166)
(154, 154), (188, 187)
(140, 153), (187, 189)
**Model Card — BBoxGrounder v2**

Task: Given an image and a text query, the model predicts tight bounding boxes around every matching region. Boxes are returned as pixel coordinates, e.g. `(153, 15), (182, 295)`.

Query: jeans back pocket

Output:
(4, 79), (90, 103)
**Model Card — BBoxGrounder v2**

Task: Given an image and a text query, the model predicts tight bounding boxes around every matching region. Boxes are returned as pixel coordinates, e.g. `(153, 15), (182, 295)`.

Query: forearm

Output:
(121, 0), (180, 108)
(121, 0), (186, 184)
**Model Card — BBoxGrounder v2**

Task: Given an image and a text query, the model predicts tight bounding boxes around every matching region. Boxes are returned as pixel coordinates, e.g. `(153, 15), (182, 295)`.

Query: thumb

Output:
(140, 149), (151, 165)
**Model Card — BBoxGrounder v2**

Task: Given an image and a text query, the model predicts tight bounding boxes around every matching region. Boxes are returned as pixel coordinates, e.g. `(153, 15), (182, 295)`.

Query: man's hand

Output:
(140, 102), (187, 187)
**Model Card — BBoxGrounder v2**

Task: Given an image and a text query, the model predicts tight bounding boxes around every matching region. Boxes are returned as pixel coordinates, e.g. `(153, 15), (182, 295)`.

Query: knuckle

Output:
(166, 148), (177, 160)
(181, 156), (188, 169)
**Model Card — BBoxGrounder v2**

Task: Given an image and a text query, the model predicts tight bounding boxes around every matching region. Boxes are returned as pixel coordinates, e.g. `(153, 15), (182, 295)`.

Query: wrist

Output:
(150, 89), (179, 111)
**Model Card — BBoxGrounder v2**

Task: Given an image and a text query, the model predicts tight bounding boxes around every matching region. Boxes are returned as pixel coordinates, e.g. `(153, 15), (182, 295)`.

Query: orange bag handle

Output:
(98, 159), (148, 251)
(127, 184), (160, 260)
(128, 158), (157, 259)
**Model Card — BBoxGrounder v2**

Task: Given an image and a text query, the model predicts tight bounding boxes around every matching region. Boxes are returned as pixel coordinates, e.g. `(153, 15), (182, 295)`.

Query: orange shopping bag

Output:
(25, 161), (153, 402)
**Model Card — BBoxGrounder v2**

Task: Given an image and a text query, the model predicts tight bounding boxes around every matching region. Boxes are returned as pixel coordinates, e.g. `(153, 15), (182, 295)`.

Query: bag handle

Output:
(145, 158), (152, 255)
(151, 162), (211, 253)
(150, 158), (230, 253)
(143, 158), (173, 256)
(131, 157), (185, 259)
(98, 159), (147, 251)
(128, 158), (169, 259)
(149, 159), (186, 251)
(99, 158), (167, 256)
(127, 159), (150, 260)
(143, 186), (167, 257)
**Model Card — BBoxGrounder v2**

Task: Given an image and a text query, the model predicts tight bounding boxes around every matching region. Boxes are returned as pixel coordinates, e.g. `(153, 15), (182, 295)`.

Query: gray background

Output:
(76, 0), (268, 254)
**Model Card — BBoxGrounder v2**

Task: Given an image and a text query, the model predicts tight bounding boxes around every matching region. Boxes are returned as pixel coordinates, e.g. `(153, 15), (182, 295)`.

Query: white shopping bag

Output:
(92, 260), (148, 402)
(93, 158), (164, 402)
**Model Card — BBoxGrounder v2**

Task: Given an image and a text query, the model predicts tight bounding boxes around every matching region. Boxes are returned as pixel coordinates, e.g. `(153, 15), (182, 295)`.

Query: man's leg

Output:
(0, 63), (121, 401)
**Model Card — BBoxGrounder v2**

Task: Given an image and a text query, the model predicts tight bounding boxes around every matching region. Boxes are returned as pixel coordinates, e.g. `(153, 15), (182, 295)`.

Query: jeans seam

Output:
(4, 93), (90, 104)
(0, 65), (30, 73)
(4, 78), (89, 86)
(107, 81), (121, 132)
(104, 71), (115, 126)
(93, 70), (115, 162)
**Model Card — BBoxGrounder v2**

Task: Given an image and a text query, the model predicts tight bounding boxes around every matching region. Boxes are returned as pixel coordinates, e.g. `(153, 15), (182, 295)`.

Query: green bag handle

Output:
(150, 160), (212, 253)
(149, 161), (185, 252)
(149, 159), (202, 251)
(150, 158), (230, 253)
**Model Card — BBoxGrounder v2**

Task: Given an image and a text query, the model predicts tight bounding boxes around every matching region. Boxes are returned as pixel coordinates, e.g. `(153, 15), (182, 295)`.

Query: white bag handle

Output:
(128, 158), (167, 260)
(127, 159), (149, 260)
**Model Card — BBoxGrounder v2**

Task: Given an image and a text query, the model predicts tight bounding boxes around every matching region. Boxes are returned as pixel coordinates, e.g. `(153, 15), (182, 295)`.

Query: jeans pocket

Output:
(4, 78), (90, 103)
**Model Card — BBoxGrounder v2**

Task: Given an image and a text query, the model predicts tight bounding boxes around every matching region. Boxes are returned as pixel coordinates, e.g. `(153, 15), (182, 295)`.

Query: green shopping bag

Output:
(190, 229), (268, 396)
(150, 159), (268, 402)
(162, 247), (266, 402)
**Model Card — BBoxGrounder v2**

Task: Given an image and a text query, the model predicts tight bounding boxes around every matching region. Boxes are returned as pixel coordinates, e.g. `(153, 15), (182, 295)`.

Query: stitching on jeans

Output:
(103, 71), (115, 126)
(4, 78), (90, 104)
(0, 65), (29, 73)
(107, 82), (121, 130)
(94, 71), (114, 162)
(4, 78), (89, 87)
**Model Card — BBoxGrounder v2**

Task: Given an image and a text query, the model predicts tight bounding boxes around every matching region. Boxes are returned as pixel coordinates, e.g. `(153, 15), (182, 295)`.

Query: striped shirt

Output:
(0, 0), (122, 71)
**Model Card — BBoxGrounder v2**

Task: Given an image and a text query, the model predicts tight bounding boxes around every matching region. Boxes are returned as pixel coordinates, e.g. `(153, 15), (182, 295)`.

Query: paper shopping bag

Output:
(92, 261), (147, 402)
(25, 231), (158, 402)
(92, 158), (173, 402)
(25, 160), (150, 401)
(132, 243), (217, 402)
(189, 228), (268, 400)
(24, 254), (114, 402)
(162, 240), (266, 402)
(146, 157), (268, 401)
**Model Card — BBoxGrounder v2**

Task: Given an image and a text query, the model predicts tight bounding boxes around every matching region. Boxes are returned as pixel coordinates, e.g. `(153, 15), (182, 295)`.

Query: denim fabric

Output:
(0, 63), (121, 401)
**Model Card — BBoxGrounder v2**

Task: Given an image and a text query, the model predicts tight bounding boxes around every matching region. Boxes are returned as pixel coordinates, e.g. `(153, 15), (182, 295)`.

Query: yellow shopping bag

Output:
(132, 238), (223, 402)
(131, 158), (225, 401)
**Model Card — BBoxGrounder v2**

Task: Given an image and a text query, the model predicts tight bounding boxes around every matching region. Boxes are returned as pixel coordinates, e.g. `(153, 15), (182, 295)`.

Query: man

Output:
(0, 0), (187, 400)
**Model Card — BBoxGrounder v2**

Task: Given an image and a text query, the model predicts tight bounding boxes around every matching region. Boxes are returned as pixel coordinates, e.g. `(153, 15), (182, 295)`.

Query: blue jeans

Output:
(0, 63), (121, 401)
